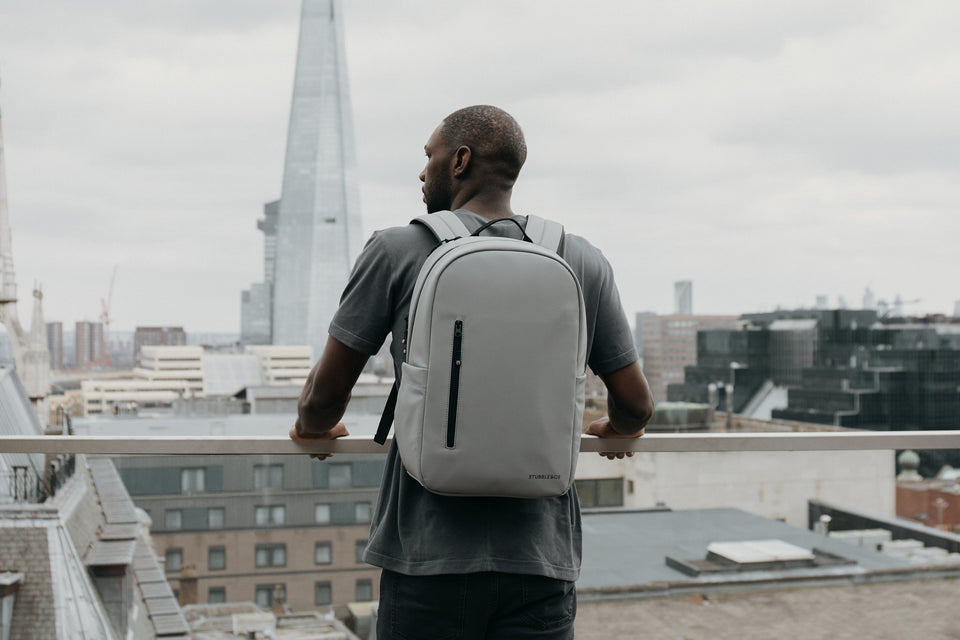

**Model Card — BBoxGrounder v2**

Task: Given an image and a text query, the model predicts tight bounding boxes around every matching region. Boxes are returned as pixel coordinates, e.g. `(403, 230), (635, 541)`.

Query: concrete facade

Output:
(78, 345), (314, 415)
(133, 326), (186, 363)
(576, 417), (896, 527)
(111, 452), (384, 610)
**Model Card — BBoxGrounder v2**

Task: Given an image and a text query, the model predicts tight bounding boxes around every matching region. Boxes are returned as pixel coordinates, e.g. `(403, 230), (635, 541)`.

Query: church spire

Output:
(0, 74), (20, 307)
(0, 75), (29, 374)
(22, 283), (51, 427)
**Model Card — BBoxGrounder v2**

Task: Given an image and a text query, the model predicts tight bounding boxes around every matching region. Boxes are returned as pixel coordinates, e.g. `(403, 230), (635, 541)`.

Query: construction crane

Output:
(100, 264), (118, 368)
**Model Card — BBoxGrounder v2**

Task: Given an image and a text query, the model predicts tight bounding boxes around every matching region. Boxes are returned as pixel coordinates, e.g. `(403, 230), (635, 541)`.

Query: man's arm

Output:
(585, 360), (655, 459)
(291, 336), (370, 441)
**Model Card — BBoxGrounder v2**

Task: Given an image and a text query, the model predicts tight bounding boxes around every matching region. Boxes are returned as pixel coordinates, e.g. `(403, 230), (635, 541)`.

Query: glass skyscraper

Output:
(242, 0), (362, 358)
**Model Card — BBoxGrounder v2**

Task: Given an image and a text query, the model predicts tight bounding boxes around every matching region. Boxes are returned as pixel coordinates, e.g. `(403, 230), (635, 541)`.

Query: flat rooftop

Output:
(579, 507), (912, 593)
(575, 577), (960, 640)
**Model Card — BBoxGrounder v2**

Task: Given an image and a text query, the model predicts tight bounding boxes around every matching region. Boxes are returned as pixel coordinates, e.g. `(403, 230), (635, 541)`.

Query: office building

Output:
(133, 326), (186, 362)
(241, 1), (363, 357)
(240, 200), (278, 346)
(270, 0), (363, 358)
(79, 345), (313, 416)
(667, 309), (878, 412)
(75, 410), (385, 611)
(674, 280), (692, 315)
(46, 321), (63, 369)
(636, 313), (738, 402)
(75, 321), (104, 370)
(241, 282), (273, 346)
(667, 309), (960, 475)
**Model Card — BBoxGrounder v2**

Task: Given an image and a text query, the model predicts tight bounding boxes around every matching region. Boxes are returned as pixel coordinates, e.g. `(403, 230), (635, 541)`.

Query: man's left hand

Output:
(289, 422), (350, 460)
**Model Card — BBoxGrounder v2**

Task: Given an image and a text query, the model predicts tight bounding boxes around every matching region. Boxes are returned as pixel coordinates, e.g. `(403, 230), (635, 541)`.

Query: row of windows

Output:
(165, 507), (224, 530)
(203, 580), (373, 606)
(181, 462), (379, 492)
(161, 501), (372, 530)
(165, 540), (368, 572)
(121, 459), (385, 496)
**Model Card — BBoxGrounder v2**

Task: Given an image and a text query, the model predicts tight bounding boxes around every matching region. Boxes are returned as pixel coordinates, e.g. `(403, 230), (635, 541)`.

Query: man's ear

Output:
(452, 145), (472, 179)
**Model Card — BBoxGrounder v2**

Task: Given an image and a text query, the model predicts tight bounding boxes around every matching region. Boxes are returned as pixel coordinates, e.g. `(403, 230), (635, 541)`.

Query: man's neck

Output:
(451, 191), (515, 220)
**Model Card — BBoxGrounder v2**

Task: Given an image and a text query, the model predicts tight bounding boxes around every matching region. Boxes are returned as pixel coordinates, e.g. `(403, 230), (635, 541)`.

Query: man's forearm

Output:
(607, 388), (653, 435)
(296, 358), (350, 435)
(297, 391), (351, 435)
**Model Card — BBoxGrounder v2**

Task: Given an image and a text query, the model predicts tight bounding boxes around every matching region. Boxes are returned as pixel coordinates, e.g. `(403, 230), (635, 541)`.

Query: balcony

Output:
(2, 428), (960, 639)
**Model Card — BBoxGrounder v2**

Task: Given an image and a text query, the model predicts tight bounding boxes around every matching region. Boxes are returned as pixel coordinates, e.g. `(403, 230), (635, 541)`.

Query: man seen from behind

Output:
(291, 105), (654, 639)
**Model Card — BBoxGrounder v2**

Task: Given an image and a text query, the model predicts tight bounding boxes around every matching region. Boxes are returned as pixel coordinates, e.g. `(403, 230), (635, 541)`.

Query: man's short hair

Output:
(439, 105), (527, 181)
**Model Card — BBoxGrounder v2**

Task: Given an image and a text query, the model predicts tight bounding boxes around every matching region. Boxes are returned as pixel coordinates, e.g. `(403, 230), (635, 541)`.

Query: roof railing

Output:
(1, 430), (959, 455)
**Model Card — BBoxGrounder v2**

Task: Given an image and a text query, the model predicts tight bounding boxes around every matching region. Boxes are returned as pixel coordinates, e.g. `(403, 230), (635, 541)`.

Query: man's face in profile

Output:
(419, 125), (454, 213)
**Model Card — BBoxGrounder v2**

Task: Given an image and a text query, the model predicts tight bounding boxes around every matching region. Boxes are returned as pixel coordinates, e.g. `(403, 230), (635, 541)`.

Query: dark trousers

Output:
(377, 569), (576, 640)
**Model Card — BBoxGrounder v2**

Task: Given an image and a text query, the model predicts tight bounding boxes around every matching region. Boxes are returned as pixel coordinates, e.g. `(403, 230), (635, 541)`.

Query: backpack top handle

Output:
(414, 211), (562, 253)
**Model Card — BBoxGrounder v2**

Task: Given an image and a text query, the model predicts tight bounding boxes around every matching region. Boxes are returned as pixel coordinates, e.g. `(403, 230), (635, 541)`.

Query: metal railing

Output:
(1, 454), (75, 503)
(1, 431), (960, 455)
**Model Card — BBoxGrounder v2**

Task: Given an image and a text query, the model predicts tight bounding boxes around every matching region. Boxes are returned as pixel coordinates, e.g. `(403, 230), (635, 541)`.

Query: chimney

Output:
(272, 583), (286, 617)
(178, 565), (198, 606)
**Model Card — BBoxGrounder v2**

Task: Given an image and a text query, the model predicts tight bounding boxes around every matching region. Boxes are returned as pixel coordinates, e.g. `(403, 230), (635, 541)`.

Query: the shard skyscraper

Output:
(248, 0), (362, 359)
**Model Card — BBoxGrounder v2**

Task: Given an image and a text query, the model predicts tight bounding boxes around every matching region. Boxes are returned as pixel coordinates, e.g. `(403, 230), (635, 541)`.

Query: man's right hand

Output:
(585, 417), (644, 460)
(289, 422), (350, 460)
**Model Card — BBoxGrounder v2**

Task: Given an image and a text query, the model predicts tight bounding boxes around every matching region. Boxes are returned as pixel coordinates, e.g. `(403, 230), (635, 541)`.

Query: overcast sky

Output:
(1, 0), (958, 333)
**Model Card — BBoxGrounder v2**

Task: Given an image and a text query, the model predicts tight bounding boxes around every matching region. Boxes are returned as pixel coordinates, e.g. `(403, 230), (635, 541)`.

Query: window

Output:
(575, 478), (624, 508)
(315, 542), (331, 565)
(355, 502), (372, 523)
(208, 587), (226, 604)
(315, 581), (332, 606)
(165, 509), (182, 530)
(180, 467), (205, 493)
(329, 463), (352, 488)
(253, 464), (284, 489)
(208, 507), (224, 529)
(356, 579), (373, 602)
(208, 546), (225, 571)
(315, 504), (331, 524)
(255, 544), (286, 568)
(256, 584), (285, 608)
(165, 548), (182, 573)
(255, 505), (285, 526)
(355, 539), (367, 564)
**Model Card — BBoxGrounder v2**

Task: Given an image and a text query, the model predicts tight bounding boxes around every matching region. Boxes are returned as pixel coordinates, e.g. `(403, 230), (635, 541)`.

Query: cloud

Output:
(1, 0), (958, 333)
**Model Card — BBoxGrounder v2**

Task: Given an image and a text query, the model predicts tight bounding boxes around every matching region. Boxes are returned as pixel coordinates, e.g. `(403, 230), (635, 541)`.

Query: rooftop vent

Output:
(666, 538), (855, 576)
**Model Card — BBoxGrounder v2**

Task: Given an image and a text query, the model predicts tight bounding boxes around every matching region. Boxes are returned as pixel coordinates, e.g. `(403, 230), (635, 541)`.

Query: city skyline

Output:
(0, 1), (958, 332)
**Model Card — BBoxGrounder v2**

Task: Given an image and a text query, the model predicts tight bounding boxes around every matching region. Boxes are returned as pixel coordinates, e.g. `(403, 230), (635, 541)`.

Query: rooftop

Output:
(579, 508), (912, 596)
(575, 577), (960, 640)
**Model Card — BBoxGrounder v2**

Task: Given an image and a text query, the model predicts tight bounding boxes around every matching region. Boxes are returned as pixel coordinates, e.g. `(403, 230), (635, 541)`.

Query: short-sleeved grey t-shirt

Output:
(329, 209), (637, 581)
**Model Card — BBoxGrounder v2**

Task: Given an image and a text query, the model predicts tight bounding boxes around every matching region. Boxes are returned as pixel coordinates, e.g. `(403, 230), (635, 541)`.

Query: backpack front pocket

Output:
(446, 320), (463, 449)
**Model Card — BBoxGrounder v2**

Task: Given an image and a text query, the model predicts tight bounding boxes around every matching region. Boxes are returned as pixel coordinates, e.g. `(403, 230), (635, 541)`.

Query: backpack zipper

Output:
(447, 320), (463, 448)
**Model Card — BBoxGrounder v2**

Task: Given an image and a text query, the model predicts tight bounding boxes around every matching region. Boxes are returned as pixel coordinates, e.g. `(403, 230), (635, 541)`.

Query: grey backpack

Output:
(374, 211), (587, 498)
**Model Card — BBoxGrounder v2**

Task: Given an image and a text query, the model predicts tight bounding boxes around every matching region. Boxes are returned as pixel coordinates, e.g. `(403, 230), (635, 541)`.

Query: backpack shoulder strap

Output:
(524, 214), (564, 253)
(412, 211), (471, 242)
